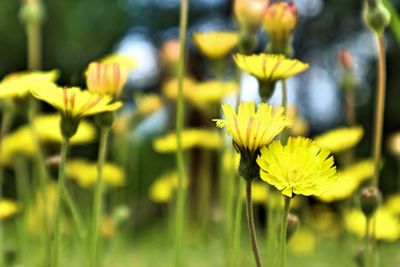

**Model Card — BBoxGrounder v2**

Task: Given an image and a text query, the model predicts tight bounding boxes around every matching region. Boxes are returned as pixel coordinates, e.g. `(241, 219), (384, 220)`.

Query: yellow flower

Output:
(100, 53), (137, 70)
(148, 172), (179, 203)
(318, 160), (375, 202)
(0, 70), (58, 99)
(86, 62), (128, 98)
(257, 137), (337, 198)
(66, 159), (125, 188)
(274, 106), (309, 136)
(262, 2), (298, 43)
(135, 93), (163, 116)
(0, 128), (36, 165)
(345, 208), (400, 241)
(233, 53), (309, 82)
(387, 132), (400, 156)
(153, 129), (222, 153)
(162, 77), (197, 100)
(193, 32), (239, 59)
(384, 194), (400, 215)
(288, 228), (316, 256)
(31, 86), (122, 121)
(214, 102), (292, 153)
(310, 205), (342, 238)
(0, 199), (20, 219)
(234, 0), (269, 30)
(314, 126), (364, 153)
(249, 182), (269, 203)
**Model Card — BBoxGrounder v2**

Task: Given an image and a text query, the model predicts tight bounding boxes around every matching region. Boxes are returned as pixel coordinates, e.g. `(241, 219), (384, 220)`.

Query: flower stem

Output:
(51, 137), (69, 267)
(280, 79), (289, 144)
(371, 32), (386, 188)
(26, 21), (42, 70)
(245, 180), (263, 267)
(90, 127), (110, 267)
(231, 179), (244, 267)
(279, 196), (291, 267)
(364, 217), (372, 267)
(174, 0), (189, 266)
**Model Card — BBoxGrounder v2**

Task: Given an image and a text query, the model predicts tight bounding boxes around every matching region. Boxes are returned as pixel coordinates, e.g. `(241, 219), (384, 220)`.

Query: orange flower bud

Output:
(234, 0), (269, 30)
(263, 2), (297, 42)
(86, 62), (128, 99)
(161, 39), (180, 66)
(339, 49), (353, 71)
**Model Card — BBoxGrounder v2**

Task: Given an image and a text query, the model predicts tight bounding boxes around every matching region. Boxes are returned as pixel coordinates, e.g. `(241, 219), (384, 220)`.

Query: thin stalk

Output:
(266, 192), (277, 267)
(371, 32), (386, 188)
(26, 22), (42, 70)
(346, 90), (356, 126)
(279, 196), (291, 267)
(245, 181), (262, 267)
(63, 186), (86, 241)
(174, 0), (189, 266)
(51, 138), (69, 267)
(281, 79), (289, 144)
(198, 150), (211, 234)
(364, 217), (372, 267)
(231, 179), (244, 267)
(90, 128), (110, 267)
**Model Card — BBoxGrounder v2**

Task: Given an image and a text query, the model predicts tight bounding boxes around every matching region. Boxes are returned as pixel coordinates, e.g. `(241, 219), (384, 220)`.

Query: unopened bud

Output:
(238, 148), (260, 181)
(287, 213), (300, 241)
(234, 0), (269, 31)
(19, 0), (45, 25)
(363, 1), (391, 33)
(339, 49), (353, 71)
(360, 186), (381, 218)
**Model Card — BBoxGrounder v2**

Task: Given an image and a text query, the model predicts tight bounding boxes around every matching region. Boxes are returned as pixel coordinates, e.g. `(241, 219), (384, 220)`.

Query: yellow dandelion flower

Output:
(153, 129), (222, 153)
(66, 159), (125, 188)
(101, 53), (138, 70)
(31, 86), (122, 121)
(0, 199), (20, 219)
(0, 70), (58, 99)
(233, 53), (309, 82)
(86, 62), (128, 98)
(345, 208), (400, 241)
(0, 128), (36, 165)
(314, 126), (364, 153)
(288, 228), (316, 256)
(214, 102), (292, 153)
(318, 159), (375, 202)
(384, 194), (400, 215)
(148, 172), (179, 203)
(257, 137), (337, 198)
(135, 93), (163, 116)
(193, 31), (239, 59)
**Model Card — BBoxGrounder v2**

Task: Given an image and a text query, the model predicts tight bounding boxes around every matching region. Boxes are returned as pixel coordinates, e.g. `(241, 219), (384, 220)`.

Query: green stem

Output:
(51, 137), (69, 267)
(245, 181), (262, 267)
(371, 32), (386, 188)
(26, 22), (42, 70)
(231, 179), (244, 267)
(279, 196), (291, 267)
(281, 79), (289, 145)
(364, 217), (372, 267)
(63, 186), (86, 241)
(90, 128), (110, 267)
(174, 0), (189, 266)
(266, 191), (277, 266)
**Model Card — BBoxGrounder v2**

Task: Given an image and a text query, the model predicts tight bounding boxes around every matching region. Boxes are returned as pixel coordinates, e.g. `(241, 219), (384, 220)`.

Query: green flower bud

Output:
(95, 111), (115, 129)
(258, 80), (276, 102)
(19, 1), (45, 25)
(363, 1), (391, 33)
(360, 186), (381, 218)
(60, 116), (79, 139)
(237, 147), (260, 181)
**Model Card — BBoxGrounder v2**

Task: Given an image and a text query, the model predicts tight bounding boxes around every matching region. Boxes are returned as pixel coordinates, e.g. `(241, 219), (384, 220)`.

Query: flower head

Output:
(214, 102), (292, 153)
(135, 93), (163, 116)
(257, 137), (337, 198)
(315, 126), (364, 153)
(0, 70), (58, 99)
(86, 62), (128, 98)
(193, 32), (239, 59)
(100, 53), (137, 70)
(263, 2), (298, 43)
(234, 0), (269, 30)
(0, 199), (20, 219)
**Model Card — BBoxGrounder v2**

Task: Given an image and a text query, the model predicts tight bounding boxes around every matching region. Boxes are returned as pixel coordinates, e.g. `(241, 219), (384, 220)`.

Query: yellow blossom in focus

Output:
(318, 160), (375, 202)
(86, 62), (128, 98)
(345, 208), (400, 241)
(101, 53), (137, 70)
(214, 102), (292, 153)
(288, 228), (316, 256)
(148, 172), (180, 203)
(233, 53), (309, 82)
(384, 194), (400, 215)
(0, 70), (58, 99)
(135, 93), (163, 116)
(67, 159), (125, 188)
(31, 86), (122, 121)
(234, 0), (269, 30)
(193, 32), (239, 59)
(388, 132), (400, 156)
(0, 199), (20, 219)
(257, 137), (337, 198)
(153, 129), (222, 153)
(314, 126), (364, 153)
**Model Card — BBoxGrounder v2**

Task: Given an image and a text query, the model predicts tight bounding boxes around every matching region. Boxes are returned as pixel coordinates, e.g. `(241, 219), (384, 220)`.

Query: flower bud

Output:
(86, 62), (128, 99)
(263, 2), (297, 55)
(363, 0), (391, 33)
(339, 49), (353, 71)
(287, 213), (300, 241)
(238, 148), (260, 181)
(360, 186), (381, 218)
(234, 0), (269, 31)
(19, 0), (45, 25)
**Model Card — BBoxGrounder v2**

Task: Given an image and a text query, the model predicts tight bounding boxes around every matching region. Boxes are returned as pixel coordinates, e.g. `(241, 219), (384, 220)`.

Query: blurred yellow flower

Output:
(318, 160), (375, 202)
(86, 62), (128, 98)
(310, 205), (342, 238)
(0, 70), (58, 99)
(101, 53), (137, 70)
(101, 216), (116, 238)
(162, 77), (197, 100)
(135, 93), (163, 116)
(153, 129), (222, 153)
(214, 102), (292, 153)
(288, 228), (316, 256)
(0, 199), (20, 219)
(193, 31), (239, 59)
(387, 132), (400, 156)
(233, 53), (309, 82)
(384, 194), (400, 215)
(249, 182), (269, 203)
(148, 172), (179, 203)
(315, 126), (364, 153)
(66, 159), (125, 188)
(345, 208), (400, 241)
(0, 128), (36, 165)
(257, 137), (336, 198)
(31, 86), (122, 121)
(234, 0), (269, 30)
